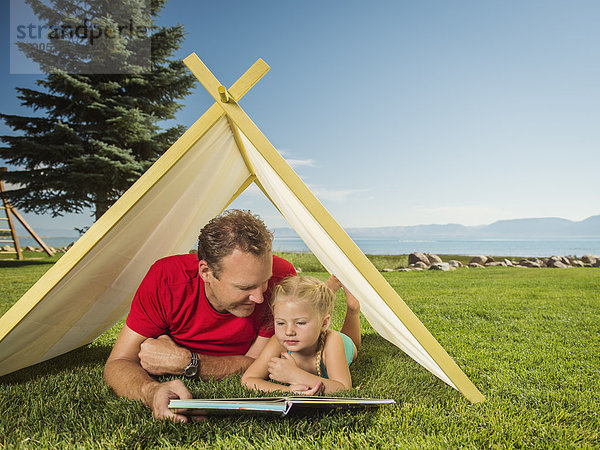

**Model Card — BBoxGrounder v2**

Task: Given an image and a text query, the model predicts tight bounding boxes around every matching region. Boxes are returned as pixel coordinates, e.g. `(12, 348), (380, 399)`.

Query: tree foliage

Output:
(0, 0), (195, 220)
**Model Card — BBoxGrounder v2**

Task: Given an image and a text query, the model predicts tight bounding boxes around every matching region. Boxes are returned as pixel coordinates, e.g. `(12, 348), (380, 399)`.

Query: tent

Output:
(0, 54), (484, 403)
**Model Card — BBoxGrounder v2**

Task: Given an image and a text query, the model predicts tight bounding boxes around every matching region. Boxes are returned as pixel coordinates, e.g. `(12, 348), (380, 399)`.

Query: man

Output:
(104, 210), (296, 422)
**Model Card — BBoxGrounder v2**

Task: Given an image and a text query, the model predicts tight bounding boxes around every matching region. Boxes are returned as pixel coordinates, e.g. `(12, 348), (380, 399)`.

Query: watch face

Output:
(184, 352), (198, 377)
(184, 366), (197, 377)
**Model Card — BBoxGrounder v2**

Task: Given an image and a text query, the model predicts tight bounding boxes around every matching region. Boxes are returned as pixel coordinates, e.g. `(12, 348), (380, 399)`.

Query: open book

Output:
(169, 396), (396, 417)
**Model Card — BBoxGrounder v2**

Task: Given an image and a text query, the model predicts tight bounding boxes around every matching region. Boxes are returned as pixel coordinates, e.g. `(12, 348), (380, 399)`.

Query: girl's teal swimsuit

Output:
(288, 331), (354, 379)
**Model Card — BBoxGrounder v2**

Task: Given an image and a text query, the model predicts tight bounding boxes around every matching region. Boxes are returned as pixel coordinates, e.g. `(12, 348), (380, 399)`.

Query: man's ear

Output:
(198, 259), (212, 282)
(321, 314), (331, 331)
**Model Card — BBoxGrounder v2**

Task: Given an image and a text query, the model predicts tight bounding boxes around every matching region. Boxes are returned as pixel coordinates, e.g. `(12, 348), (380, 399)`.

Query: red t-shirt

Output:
(126, 253), (296, 355)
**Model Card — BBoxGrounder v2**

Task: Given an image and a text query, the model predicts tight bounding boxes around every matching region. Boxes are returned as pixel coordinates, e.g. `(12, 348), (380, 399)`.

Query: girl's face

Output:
(273, 297), (330, 354)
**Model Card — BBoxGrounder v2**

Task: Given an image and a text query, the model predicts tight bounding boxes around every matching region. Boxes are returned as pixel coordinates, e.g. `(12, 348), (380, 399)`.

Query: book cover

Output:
(168, 396), (396, 417)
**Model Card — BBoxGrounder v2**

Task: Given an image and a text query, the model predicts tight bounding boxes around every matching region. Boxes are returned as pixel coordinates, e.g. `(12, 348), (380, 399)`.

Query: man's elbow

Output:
(241, 355), (255, 370)
(103, 357), (121, 388)
(103, 356), (137, 390)
(230, 355), (255, 378)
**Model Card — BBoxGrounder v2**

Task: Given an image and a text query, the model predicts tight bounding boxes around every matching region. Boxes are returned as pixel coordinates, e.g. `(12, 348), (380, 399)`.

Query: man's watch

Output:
(184, 352), (199, 378)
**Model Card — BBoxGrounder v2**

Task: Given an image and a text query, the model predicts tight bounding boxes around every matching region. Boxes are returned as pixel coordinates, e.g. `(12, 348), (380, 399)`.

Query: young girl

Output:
(242, 275), (361, 395)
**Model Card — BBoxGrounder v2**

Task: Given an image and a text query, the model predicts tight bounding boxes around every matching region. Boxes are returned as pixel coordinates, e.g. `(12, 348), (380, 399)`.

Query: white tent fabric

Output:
(242, 133), (454, 388)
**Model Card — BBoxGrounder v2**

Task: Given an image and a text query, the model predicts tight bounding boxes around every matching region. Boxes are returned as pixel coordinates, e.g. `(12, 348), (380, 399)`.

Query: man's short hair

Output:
(197, 209), (274, 278)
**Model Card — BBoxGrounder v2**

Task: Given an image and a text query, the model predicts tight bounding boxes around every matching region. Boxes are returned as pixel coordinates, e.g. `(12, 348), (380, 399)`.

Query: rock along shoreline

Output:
(379, 252), (600, 272)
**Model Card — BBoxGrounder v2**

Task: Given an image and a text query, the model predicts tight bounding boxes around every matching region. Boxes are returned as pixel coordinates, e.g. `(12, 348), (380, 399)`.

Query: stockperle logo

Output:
(15, 18), (148, 45)
(10, 0), (152, 75)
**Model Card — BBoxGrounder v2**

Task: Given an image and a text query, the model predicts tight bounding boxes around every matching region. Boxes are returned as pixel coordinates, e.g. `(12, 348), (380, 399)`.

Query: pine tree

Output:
(0, 0), (195, 221)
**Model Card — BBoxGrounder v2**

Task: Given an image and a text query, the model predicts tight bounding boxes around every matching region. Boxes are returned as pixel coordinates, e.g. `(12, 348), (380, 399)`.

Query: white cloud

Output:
(276, 149), (316, 169)
(286, 158), (316, 168)
(309, 185), (370, 203)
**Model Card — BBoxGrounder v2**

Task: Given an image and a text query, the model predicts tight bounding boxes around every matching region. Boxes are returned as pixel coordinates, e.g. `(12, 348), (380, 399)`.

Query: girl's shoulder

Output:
(323, 330), (344, 350)
(321, 330), (353, 381)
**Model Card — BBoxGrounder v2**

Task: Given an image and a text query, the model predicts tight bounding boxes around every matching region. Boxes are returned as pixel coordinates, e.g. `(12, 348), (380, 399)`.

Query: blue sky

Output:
(1, 0), (599, 234)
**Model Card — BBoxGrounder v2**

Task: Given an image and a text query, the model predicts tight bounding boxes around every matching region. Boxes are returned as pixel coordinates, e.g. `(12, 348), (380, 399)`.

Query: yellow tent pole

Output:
(183, 53), (484, 403)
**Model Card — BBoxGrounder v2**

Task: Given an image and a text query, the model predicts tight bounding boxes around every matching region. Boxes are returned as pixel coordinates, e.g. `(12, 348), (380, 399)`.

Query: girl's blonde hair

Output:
(271, 276), (335, 319)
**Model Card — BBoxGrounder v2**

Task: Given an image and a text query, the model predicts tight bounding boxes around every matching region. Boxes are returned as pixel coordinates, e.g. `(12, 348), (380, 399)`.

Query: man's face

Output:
(201, 249), (273, 317)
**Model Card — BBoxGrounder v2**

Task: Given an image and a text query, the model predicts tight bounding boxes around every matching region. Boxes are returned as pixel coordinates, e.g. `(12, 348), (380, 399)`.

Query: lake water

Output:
(15, 236), (600, 257)
(272, 237), (600, 257)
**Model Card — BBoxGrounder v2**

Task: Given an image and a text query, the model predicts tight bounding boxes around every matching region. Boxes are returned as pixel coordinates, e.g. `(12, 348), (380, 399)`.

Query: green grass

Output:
(1, 253), (599, 448)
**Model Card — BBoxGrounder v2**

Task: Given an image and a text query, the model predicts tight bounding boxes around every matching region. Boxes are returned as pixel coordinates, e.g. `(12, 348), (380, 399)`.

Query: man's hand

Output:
(144, 379), (194, 423)
(139, 335), (190, 376)
(268, 352), (301, 384)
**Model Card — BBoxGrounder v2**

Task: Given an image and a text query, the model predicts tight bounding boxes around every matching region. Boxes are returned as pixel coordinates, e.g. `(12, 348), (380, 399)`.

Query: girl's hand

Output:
(268, 352), (300, 384)
(289, 381), (325, 396)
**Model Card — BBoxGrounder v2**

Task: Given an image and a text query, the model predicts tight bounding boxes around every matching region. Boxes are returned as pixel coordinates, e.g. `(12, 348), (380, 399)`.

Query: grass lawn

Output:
(0, 252), (598, 448)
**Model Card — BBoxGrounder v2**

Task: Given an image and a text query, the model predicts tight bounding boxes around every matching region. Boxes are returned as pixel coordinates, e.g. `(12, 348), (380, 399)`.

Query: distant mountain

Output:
(574, 215), (600, 235)
(273, 215), (600, 239)
(483, 217), (572, 237)
(34, 215), (600, 239)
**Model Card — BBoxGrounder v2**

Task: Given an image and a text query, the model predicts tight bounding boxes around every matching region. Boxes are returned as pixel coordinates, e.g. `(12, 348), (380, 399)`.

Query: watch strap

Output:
(184, 352), (199, 378)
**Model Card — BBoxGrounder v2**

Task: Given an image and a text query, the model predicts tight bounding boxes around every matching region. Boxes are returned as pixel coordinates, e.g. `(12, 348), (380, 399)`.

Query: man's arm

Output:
(104, 325), (192, 422)
(137, 335), (271, 380)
